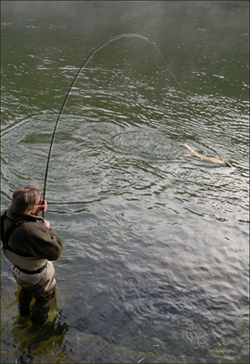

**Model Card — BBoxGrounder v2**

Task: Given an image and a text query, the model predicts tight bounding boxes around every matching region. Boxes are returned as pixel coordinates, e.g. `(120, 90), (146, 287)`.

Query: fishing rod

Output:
(42, 33), (186, 218)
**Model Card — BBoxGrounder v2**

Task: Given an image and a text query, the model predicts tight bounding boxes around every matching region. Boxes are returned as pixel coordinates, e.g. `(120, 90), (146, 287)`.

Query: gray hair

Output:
(10, 185), (41, 213)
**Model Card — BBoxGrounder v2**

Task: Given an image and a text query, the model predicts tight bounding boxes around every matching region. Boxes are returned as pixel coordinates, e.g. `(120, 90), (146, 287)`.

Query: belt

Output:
(13, 262), (47, 275)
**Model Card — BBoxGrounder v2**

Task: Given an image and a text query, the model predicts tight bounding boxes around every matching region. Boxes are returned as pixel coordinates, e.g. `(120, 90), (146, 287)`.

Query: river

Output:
(1, 1), (249, 363)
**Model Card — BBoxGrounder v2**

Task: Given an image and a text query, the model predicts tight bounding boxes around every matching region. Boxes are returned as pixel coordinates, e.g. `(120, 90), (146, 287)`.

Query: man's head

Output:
(10, 185), (41, 213)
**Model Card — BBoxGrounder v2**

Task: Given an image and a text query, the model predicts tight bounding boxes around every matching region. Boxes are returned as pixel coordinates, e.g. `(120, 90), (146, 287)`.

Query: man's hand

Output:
(36, 200), (47, 215)
(43, 219), (50, 228)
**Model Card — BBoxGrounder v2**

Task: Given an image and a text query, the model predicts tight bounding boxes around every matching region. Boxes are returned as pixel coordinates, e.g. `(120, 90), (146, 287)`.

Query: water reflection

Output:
(1, 284), (68, 363)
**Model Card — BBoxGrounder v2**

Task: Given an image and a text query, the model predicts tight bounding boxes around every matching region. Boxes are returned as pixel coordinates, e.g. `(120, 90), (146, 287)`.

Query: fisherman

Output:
(1, 185), (63, 326)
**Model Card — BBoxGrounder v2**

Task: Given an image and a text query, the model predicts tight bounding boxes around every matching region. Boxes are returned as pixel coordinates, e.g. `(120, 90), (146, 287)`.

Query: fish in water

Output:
(179, 144), (232, 167)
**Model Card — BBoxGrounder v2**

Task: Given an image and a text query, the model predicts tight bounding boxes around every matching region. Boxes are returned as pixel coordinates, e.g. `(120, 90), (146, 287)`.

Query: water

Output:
(1, 2), (249, 363)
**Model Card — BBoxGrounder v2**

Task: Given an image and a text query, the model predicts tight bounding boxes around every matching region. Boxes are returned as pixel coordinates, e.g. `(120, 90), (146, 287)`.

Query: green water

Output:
(1, 2), (249, 363)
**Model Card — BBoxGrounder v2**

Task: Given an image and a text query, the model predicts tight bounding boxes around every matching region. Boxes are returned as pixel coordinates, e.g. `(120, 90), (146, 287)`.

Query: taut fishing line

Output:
(42, 33), (186, 218)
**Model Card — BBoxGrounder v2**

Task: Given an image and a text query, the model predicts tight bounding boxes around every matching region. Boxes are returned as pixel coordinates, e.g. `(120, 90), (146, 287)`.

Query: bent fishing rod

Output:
(41, 33), (186, 218)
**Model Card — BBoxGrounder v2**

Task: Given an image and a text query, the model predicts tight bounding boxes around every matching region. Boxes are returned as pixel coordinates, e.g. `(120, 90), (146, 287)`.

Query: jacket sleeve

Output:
(13, 222), (63, 260)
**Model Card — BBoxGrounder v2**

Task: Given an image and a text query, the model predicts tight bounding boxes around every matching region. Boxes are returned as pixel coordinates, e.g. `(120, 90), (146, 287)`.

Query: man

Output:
(1, 185), (63, 326)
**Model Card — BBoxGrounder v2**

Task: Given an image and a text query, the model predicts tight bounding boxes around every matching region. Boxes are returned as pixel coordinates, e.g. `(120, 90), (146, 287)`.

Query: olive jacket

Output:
(1, 207), (63, 271)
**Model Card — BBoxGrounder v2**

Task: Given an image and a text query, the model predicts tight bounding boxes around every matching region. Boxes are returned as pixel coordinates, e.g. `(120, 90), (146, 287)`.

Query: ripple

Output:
(110, 129), (177, 160)
(154, 328), (173, 345)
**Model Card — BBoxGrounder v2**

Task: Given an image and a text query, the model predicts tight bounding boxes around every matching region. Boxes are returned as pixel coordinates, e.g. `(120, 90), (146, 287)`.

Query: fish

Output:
(179, 143), (232, 167)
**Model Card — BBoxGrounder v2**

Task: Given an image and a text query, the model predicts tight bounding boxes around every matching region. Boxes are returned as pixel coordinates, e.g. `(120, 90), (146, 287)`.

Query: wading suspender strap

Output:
(1, 210), (25, 251)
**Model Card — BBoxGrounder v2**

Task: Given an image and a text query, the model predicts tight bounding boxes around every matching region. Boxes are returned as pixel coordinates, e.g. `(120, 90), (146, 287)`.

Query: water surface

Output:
(1, 2), (249, 363)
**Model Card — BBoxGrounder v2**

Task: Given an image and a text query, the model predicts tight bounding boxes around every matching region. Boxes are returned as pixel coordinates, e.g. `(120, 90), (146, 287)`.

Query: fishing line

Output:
(42, 33), (186, 218)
